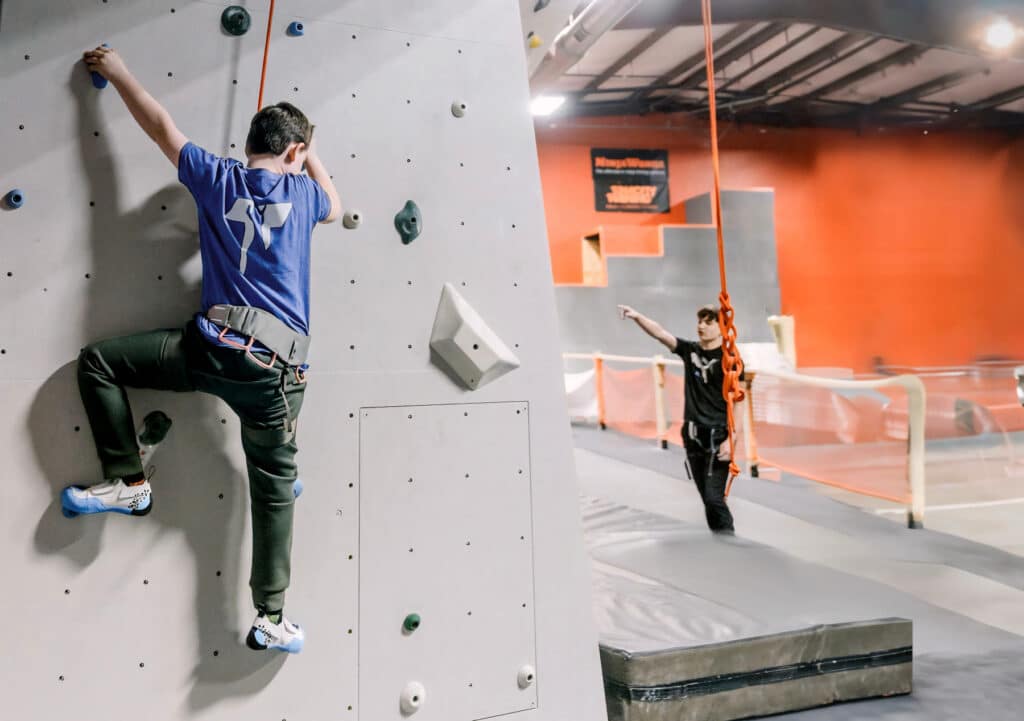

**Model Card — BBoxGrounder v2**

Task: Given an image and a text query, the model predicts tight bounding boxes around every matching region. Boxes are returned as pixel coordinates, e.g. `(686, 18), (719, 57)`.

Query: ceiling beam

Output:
(870, 66), (987, 110)
(584, 26), (674, 91)
(679, 22), (791, 90)
(716, 25), (822, 93)
(968, 84), (1024, 112)
(630, 22), (755, 103)
(789, 43), (928, 105)
(743, 33), (867, 96)
(649, 22), (791, 110)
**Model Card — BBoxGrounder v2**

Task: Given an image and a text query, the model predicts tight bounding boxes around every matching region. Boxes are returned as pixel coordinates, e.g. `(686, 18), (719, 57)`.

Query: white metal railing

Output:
(563, 351), (928, 528)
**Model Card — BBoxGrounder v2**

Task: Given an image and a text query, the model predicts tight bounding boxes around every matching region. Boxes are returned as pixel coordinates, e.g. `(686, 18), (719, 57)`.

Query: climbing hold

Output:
(394, 200), (422, 245)
(293, 477), (304, 499)
(403, 614), (421, 633)
(138, 410), (172, 450)
(4, 189), (25, 209)
(400, 682), (426, 715)
(429, 283), (521, 391)
(342, 210), (362, 230)
(91, 43), (109, 89)
(517, 665), (536, 689)
(534, 0), (552, 11)
(451, 100), (468, 118)
(221, 6), (251, 36)
(528, 32), (543, 49)
(287, 21), (304, 36)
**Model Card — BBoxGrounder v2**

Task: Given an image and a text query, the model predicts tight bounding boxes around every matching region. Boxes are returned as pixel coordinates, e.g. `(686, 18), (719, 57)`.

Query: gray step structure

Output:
(557, 190), (781, 357)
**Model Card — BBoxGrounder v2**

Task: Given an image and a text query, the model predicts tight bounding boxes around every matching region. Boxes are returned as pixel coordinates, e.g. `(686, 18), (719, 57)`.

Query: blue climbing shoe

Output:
(62, 478), (152, 518)
(246, 611), (304, 653)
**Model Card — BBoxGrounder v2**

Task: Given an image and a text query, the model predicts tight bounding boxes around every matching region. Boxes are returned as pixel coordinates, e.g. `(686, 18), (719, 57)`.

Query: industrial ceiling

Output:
(530, 0), (1024, 129)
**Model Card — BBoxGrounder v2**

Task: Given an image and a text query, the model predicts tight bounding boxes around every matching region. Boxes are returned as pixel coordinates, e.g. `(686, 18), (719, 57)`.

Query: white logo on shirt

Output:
(225, 199), (293, 274)
(690, 352), (719, 384)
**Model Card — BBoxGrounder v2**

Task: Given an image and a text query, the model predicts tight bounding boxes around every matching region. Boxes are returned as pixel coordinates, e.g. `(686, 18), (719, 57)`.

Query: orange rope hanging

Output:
(700, 0), (745, 493)
(257, 0), (277, 110)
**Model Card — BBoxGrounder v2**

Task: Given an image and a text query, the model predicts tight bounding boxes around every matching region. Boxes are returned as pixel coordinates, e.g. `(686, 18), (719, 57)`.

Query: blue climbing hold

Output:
(91, 43), (109, 89)
(287, 21), (305, 37)
(293, 477), (304, 499)
(4, 189), (24, 209)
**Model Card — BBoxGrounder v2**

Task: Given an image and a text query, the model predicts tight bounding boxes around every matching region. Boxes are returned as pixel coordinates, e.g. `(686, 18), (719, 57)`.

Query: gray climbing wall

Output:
(0, 2), (606, 720)
(556, 190), (781, 356)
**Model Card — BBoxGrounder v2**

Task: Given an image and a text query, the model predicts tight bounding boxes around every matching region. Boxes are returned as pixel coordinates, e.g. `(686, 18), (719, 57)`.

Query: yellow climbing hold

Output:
(528, 33), (543, 49)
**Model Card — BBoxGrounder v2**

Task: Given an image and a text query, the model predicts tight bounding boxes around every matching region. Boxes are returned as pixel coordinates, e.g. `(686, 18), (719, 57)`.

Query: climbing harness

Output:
(700, 0), (745, 493)
(206, 304), (311, 367)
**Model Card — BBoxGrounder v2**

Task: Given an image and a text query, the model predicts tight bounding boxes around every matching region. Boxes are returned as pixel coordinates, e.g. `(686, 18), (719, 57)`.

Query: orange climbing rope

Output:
(257, 0), (277, 110)
(700, 0), (745, 493)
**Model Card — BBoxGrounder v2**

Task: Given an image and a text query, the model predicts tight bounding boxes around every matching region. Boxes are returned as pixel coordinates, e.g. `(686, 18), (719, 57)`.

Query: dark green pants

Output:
(77, 319), (306, 611)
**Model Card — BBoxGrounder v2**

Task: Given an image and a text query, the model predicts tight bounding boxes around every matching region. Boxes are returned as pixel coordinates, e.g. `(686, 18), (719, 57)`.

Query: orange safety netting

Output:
(599, 363), (748, 457)
(588, 362), (1024, 506)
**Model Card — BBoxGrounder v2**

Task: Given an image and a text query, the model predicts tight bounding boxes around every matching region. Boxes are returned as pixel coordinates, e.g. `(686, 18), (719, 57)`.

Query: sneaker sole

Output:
(61, 486), (152, 518)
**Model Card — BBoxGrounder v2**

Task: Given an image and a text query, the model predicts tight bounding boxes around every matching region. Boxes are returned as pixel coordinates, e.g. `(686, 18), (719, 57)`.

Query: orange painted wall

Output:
(536, 117), (1024, 370)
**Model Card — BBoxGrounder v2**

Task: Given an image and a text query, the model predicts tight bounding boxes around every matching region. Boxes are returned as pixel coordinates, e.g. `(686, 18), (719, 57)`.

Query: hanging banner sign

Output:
(591, 148), (670, 213)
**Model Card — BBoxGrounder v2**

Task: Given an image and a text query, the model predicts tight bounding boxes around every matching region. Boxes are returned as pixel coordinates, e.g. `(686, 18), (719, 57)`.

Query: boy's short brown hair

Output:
(246, 102), (314, 156)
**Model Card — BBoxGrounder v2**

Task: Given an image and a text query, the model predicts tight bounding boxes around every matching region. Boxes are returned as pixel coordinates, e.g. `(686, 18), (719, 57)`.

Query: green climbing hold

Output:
(403, 613), (421, 633)
(221, 6), (252, 36)
(394, 200), (422, 245)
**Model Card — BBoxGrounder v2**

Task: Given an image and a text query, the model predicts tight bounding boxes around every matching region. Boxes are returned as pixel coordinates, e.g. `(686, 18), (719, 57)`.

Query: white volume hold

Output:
(517, 664), (536, 689)
(400, 681), (426, 715)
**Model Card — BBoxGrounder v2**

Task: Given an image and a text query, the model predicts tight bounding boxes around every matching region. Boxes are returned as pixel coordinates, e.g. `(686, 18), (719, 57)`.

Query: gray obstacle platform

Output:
(0, 1), (606, 720)
(584, 498), (912, 721)
(556, 190), (781, 356)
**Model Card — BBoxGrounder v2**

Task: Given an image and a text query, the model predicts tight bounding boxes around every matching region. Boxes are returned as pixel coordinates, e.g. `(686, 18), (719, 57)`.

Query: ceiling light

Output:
(984, 18), (1016, 50)
(531, 95), (566, 116)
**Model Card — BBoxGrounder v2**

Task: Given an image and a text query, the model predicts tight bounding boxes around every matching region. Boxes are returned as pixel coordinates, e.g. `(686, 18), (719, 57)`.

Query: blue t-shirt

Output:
(177, 142), (330, 357)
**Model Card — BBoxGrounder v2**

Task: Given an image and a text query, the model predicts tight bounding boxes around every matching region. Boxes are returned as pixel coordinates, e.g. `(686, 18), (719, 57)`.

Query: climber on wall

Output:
(63, 45), (342, 653)
(617, 304), (742, 534)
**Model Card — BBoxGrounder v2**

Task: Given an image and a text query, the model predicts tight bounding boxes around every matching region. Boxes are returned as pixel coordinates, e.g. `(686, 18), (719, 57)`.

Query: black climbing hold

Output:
(221, 6), (251, 36)
(394, 200), (422, 245)
(534, 0), (552, 11)
(287, 21), (304, 36)
(138, 410), (172, 446)
(4, 189), (25, 209)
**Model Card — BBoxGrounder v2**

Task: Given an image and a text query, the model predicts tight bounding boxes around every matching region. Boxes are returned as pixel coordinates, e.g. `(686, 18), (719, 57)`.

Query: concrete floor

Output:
(574, 425), (1024, 720)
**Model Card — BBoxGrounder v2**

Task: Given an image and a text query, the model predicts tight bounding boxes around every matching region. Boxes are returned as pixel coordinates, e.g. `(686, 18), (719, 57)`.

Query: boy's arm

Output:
(305, 149), (342, 224)
(617, 305), (678, 351)
(83, 46), (187, 168)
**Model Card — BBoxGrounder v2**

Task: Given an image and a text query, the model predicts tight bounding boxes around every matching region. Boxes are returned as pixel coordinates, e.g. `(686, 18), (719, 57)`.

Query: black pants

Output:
(684, 422), (735, 532)
(77, 320), (306, 610)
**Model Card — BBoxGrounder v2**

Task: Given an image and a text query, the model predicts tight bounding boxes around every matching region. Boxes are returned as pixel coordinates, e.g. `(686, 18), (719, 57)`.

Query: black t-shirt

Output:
(674, 337), (728, 428)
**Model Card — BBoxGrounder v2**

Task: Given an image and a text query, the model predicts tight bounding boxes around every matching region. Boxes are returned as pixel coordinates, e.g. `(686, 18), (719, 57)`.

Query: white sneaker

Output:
(61, 478), (152, 517)
(246, 611), (304, 653)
